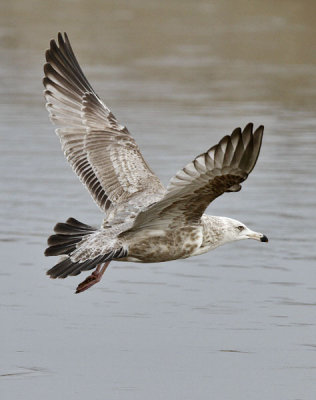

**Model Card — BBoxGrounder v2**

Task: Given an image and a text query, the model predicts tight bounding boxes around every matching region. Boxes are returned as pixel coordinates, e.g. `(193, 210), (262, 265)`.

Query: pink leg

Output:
(75, 261), (111, 294)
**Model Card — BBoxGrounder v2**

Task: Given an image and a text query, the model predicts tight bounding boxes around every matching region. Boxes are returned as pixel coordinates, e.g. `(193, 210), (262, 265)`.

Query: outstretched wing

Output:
(130, 123), (264, 230)
(43, 32), (164, 214)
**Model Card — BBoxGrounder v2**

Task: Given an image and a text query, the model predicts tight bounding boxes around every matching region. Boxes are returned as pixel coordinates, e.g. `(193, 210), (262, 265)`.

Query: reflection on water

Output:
(1, 1), (316, 399)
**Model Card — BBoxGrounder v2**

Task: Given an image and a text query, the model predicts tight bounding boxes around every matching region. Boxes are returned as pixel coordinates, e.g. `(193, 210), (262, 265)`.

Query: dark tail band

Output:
(45, 217), (96, 257)
(47, 247), (127, 279)
(45, 217), (128, 279)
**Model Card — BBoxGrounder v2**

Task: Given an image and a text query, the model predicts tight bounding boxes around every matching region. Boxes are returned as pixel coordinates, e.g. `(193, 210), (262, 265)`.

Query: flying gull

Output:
(43, 33), (268, 293)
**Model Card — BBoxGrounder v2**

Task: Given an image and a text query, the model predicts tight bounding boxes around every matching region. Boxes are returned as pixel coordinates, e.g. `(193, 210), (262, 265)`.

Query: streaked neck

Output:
(200, 215), (228, 252)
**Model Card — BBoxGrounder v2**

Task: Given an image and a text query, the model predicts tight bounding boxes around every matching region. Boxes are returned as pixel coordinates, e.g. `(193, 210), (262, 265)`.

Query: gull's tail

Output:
(45, 217), (128, 279)
(45, 217), (96, 257)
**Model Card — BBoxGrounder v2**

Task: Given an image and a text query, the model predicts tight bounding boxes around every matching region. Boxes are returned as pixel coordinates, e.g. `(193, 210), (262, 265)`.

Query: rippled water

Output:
(1, 1), (316, 399)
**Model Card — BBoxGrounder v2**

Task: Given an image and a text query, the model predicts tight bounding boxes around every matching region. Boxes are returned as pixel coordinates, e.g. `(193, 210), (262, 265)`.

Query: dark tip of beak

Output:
(260, 234), (268, 243)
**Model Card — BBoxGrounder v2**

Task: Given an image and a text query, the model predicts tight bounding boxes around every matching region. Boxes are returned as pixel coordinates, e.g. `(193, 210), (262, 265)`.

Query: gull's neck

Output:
(198, 215), (235, 254)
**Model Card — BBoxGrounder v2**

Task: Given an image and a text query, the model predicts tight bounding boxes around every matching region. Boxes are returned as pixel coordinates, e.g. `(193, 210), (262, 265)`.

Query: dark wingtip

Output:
(49, 39), (56, 49)
(244, 122), (254, 131)
(254, 125), (264, 136)
(43, 62), (54, 75)
(45, 49), (51, 63)
(231, 126), (242, 137)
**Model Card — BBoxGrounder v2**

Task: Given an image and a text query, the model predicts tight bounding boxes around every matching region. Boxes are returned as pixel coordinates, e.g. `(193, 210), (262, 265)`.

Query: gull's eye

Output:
(237, 225), (244, 231)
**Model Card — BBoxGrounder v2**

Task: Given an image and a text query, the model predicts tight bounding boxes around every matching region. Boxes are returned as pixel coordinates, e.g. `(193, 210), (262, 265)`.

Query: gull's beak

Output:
(260, 234), (269, 242)
(246, 230), (269, 242)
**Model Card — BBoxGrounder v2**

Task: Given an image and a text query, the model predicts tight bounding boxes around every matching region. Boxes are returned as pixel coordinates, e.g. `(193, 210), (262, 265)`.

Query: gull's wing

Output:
(130, 123), (264, 230)
(43, 32), (164, 214)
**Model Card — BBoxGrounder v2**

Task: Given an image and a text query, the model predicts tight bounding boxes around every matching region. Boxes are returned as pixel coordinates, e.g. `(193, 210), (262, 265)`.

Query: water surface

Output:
(1, 1), (316, 399)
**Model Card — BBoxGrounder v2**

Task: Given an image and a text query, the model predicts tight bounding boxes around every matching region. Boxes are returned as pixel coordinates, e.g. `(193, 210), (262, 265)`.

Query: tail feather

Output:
(53, 218), (95, 235)
(45, 217), (128, 279)
(45, 217), (96, 257)
(47, 234), (83, 246)
(64, 218), (94, 229)
(47, 248), (127, 279)
(45, 243), (78, 257)
(56, 255), (106, 278)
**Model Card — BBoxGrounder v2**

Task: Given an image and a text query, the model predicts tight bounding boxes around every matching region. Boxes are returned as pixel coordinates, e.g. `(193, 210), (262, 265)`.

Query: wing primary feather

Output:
(46, 46), (87, 93)
(63, 33), (95, 92)
(239, 133), (254, 171)
(230, 131), (244, 168)
(222, 136), (235, 166)
(251, 125), (264, 171)
(241, 123), (253, 147)
(230, 127), (242, 150)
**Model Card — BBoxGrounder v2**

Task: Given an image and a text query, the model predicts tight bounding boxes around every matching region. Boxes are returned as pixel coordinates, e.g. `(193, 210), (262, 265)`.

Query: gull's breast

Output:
(125, 226), (204, 263)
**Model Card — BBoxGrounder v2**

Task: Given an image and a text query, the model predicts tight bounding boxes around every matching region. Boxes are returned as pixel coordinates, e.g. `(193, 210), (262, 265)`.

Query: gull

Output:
(43, 33), (268, 293)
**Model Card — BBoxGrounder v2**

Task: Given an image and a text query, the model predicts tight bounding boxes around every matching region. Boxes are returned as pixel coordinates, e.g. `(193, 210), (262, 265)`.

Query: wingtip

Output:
(43, 64), (56, 84)
(254, 124), (264, 139)
(55, 32), (70, 44)
(244, 122), (254, 131)
(242, 123), (264, 133)
(257, 124), (264, 132)
(243, 123), (264, 138)
(45, 49), (51, 62)
(231, 126), (242, 140)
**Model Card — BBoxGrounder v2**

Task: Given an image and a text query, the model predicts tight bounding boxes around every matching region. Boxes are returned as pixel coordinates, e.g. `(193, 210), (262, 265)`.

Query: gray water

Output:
(1, 1), (316, 399)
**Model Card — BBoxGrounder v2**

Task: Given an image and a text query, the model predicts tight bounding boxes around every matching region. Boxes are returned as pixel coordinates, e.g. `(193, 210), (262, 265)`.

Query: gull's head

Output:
(220, 217), (268, 244)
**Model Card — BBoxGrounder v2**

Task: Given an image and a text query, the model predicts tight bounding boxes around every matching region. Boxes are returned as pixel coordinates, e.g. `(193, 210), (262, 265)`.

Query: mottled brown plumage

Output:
(44, 33), (268, 293)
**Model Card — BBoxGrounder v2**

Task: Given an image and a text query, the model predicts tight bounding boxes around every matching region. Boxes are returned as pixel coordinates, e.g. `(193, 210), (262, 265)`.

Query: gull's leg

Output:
(75, 261), (111, 294)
